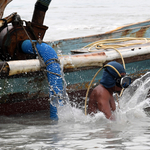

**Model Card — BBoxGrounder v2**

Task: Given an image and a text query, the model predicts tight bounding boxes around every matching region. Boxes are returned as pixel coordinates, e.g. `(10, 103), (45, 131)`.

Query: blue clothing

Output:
(100, 61), (125, 88)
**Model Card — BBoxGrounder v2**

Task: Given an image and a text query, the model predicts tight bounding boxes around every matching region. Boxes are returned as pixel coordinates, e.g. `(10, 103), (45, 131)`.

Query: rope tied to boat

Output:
(44, 58), (61, 77)
(0, 61), (5, 72)
(20, 20), (62, 99)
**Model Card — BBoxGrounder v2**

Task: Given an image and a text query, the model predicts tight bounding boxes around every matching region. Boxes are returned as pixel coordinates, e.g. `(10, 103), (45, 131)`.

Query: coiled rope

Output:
(84, 37), (150, 115)
(83, 37), (150, 52)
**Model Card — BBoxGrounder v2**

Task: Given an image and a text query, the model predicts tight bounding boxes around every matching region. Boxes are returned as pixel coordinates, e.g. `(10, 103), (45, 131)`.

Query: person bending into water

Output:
(87, 61), (131, 120)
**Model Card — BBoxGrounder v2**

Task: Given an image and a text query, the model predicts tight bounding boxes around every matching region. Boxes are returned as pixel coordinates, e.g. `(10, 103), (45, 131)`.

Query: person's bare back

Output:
(87, 84), (116, 120)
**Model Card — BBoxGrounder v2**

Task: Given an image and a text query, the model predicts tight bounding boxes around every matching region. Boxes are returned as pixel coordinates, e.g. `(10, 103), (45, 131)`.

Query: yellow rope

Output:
(83, 37), (150, 52)
(84, 37), (148, 115)
(84, 67), (103, 115)
(104, 64), (122, 77)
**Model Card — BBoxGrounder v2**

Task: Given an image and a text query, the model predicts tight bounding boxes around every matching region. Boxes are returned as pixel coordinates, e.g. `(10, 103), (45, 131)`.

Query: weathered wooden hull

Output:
(49, 20), (150, 54)
(1, 19), (150, 115)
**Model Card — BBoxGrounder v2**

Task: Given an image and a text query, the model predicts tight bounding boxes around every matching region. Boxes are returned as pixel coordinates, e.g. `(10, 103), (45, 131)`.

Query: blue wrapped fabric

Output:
(22, 40), (63, 120)
(100, 61), (125, 88)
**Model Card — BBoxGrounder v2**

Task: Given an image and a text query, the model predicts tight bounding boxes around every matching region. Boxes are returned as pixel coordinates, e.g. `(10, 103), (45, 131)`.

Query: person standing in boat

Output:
(87, 61), (131, 120)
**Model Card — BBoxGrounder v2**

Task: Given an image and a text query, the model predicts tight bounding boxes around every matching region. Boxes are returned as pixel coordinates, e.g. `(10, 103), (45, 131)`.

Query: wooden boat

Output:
(1, 0), (150, 116)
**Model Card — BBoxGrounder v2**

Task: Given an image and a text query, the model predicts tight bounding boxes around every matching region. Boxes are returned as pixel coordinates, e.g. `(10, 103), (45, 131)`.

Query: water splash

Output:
(115, 72), (150, 124)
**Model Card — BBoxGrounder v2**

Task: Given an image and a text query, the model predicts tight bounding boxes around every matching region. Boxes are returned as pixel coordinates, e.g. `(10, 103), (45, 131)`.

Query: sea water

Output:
(1, 0), (150, 149)
(1, 74), (150, 149)
(3, 0), (150, 41)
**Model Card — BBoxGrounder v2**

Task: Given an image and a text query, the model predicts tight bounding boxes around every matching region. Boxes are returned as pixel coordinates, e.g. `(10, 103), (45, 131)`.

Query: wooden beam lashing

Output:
(0, 61), (9, 78)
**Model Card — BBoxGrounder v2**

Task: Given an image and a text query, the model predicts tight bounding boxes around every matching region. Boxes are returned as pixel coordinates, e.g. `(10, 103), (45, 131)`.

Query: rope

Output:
(83, 37), (150, 52)
(44, 69), (61, 77)
(0, 61), (6, 73)
(84, 67), (103, 115)
(104, 64), (122, 77)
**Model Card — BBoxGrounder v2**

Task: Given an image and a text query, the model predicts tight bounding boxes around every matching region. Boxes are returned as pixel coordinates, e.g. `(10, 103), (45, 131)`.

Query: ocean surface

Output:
(2, 0), (150, 149)
(3, 0), (150, 41)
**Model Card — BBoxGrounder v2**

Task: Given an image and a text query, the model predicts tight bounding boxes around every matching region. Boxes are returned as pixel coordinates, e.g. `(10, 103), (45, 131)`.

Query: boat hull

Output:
(1, 58), (150, 115)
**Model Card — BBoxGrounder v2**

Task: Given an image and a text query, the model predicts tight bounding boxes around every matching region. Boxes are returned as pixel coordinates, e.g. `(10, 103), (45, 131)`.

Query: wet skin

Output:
(87, 73), (125, 120)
